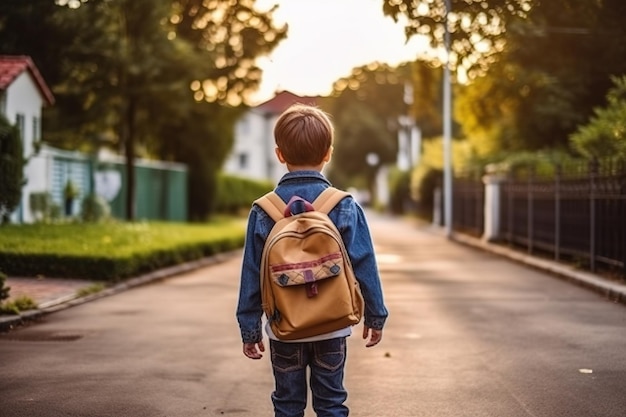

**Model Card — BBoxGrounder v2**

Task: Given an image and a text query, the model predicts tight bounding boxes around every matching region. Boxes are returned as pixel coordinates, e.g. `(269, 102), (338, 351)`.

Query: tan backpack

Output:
(254, 187), (365, 341)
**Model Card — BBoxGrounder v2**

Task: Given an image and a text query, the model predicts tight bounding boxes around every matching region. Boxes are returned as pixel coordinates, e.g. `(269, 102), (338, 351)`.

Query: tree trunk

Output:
(123, 98), (137, 221)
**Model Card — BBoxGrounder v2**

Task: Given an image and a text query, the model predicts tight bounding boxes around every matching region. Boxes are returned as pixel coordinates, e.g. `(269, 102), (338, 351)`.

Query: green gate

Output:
(103, 159), (188, 222)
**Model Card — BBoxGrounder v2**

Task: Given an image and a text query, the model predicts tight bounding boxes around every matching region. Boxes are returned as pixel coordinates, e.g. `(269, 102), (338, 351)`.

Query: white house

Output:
(0, 55), (55, 223)
(223, 90), (318, 184)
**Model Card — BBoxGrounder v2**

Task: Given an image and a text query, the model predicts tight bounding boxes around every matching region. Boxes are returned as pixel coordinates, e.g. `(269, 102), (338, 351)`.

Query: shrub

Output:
(0, 271), (10, 303)
(0, 271), (37, 315)
(569, 75), (626, 160)
(387, 167), (412, 215)
(81, 194), (111, 223)
(30, 192), (61, 223)
(76, 283), (105, 297)
(410, 165), (443, 222)
(0, 295), (38, 315)
(215, 174), (273, 214)
(0, 114), (25, 224)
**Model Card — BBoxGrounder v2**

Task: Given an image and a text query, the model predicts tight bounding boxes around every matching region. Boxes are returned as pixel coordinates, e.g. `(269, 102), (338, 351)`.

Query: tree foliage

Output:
(155, 0), (287, 220)
(173, 0), (286, 106)
(324, 62), (407, 191)
(450, 0), (626, 158)
(570, 76), (626, 160)
(0, 0), (286, 221)
(0, 0), (71, 85)
(408, 61), (444, 138)
(324, 60), (447, 197)
(0, 115), (24, 224)
(382, 0), (531, 77)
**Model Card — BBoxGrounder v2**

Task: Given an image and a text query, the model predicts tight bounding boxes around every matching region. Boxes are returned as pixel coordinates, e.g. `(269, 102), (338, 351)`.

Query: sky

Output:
(251, 0), (429, 104)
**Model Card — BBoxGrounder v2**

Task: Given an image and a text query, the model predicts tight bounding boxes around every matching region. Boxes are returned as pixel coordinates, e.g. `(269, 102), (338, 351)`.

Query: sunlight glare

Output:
(251, 0), (429, 104)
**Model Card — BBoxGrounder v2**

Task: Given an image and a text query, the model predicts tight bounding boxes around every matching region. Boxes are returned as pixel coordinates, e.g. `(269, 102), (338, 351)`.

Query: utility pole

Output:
(443, 0), (453, 238)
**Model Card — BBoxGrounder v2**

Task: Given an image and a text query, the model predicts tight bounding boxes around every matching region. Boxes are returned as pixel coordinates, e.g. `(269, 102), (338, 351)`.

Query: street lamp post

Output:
(443, 0), (453, 238)
(366, 152), (380, 205)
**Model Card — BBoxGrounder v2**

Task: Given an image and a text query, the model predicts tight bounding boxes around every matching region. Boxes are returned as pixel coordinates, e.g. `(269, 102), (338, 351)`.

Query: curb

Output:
(0, 250), (241, 332)
(451, 232), (626, 305)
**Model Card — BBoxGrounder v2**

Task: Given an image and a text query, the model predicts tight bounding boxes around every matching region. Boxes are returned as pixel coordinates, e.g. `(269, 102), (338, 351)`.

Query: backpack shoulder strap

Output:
(254, 192), (286, 222)
(312, 187), (351, 214)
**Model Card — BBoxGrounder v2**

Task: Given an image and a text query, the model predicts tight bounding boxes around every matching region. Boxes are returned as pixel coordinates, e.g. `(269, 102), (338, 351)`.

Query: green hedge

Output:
(387, 167), (412, 215)
(215, 174), (274, 214)
(0, 221), (245, 281)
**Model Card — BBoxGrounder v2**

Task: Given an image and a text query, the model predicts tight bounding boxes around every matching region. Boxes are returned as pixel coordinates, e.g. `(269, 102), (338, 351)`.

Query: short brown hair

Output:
(274, 104), (334, 166)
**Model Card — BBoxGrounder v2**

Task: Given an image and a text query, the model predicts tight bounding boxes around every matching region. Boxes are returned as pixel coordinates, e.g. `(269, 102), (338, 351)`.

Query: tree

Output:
(454, 55), (581, 156)
(325, 63), (407, 193)
(382, 0), (531, 77)
(0, 0), (287, 221)
(0, 115), (24, 224)
(172, 0), (286, 107)
(154, 102), (242, 219)
(454, 0), (626, 156)
(0, 0), (72, 85)
(329, 101), (393, 197)
(155, 0), (287, 220)
(49, 0), (217, 220)
(408, 61), (445, 139)
(325, 60), (448, 199)
(570, 76), (626, 160)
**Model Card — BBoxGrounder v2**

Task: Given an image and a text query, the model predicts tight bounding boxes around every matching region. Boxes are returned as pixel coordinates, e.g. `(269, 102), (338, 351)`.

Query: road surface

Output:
(1, 212), (625, 416)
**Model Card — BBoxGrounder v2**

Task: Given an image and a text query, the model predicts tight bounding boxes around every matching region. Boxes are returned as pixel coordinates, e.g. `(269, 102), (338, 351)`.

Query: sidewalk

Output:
(2, 224), (625, 332)
(452, 231), (626, 304)
(0, 251), (239, 331)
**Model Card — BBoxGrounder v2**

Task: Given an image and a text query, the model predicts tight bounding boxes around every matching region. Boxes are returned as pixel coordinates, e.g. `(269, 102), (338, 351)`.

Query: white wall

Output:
(5, 71), (45, 223)
(223, 110), (287, 185)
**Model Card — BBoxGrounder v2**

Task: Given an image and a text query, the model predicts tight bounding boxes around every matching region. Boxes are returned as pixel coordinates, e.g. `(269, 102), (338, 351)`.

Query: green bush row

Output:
(0, 221), (246, 281)
(215, 174), (274, 214)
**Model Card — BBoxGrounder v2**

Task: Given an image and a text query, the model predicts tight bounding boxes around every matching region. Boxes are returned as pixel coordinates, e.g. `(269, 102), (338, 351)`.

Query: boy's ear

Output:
(275, 147), (286, 164)
(323, 146), (333, 162)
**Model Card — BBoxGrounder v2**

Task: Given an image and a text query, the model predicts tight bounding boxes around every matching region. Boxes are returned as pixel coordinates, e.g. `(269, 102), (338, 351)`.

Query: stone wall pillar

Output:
(482, 173), (505, 241)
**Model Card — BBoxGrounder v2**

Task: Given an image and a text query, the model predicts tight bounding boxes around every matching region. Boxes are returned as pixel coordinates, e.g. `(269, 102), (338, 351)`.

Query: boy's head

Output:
(274, 104), (334, 169)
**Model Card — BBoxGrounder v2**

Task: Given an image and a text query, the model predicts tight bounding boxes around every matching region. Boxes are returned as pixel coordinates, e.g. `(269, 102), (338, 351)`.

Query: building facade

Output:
(0, 55), (55, 223)
(222, 91), (318, 184)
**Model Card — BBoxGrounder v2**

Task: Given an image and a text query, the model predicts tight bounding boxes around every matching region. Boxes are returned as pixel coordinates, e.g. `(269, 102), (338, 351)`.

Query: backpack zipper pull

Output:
(303, 269), (318, 297)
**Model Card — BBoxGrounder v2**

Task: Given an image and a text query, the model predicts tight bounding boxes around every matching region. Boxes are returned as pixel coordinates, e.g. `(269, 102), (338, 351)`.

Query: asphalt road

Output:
(1, 212), (625, 417)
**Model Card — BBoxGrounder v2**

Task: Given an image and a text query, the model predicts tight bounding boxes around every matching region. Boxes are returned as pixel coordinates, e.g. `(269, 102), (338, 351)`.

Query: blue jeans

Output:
(270, 337), (349, 417)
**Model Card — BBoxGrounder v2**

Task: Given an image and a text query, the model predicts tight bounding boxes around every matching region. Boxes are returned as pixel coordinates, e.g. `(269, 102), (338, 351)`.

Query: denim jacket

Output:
(236, 170), (389, 344)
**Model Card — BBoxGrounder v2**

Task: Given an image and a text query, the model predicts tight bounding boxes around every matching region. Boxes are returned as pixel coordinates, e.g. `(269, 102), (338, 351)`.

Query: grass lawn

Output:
(0, 219), (245, 256)
(0, 218), (246, 280)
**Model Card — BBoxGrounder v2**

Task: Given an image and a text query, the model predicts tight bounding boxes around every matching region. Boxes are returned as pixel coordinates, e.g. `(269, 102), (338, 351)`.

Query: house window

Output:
(15, 113), (25, 140)
(238, 117), (249, 136)
(0, 92), (6, 116)
(32, 117), (40, 143)
(238, 153), (248, 169)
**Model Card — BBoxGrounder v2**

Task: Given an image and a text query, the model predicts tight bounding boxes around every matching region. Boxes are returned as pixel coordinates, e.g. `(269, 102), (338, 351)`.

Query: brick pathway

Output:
(4, 277), (94, 306)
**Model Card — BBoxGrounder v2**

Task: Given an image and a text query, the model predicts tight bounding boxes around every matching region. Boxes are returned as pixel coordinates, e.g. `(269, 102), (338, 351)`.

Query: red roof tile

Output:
(0, 55), (55, 106)
(256, 90), (318, 115)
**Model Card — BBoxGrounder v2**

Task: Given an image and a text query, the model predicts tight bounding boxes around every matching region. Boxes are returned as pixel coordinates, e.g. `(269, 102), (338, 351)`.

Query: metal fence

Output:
(450, 159), (625, 279)
(24, 145), (188, 222)
(499, 159), (625, 278)
(452, 176), (484, 238)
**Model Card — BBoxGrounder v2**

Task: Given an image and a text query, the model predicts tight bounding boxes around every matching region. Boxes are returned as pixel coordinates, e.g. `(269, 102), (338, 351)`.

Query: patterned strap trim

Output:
(270, 252), (342, 273)
(271, 253), (344, 287)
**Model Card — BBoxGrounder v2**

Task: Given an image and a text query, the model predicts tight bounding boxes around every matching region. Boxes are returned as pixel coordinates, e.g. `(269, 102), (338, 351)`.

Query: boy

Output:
(236, 103), (388, 417)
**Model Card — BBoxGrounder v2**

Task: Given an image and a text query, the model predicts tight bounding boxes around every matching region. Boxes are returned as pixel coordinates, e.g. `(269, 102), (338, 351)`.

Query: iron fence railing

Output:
(452, 177), (484, 238)
(450, 159), (625, 279)
(498, 159), (625, 278)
